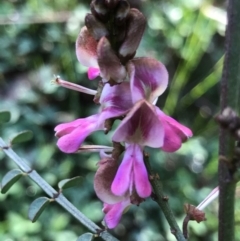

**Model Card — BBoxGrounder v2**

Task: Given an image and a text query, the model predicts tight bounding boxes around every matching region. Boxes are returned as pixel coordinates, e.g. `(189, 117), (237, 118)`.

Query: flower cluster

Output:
(54, 0), (192, 229)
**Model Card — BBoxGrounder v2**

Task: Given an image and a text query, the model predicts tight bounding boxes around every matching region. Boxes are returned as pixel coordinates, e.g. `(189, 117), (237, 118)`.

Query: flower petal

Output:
(128, 57), (168, 103)
(156, 108), (192, 152)
(76, 26), (98, 68)
(111, 148), (133, 196)
(131, 145), (151, 198)
(98, 82), (132, 124)
(112, 100), (164, 148)
(103, 199), (130, 229)
(56, 114), (102, 153)
(87, 67), (100, 80)
(94, 158), (126, 204)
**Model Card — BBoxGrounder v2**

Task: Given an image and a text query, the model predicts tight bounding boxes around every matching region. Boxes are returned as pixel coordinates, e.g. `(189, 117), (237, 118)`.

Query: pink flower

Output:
(94, 155), (145, 229)
(55, 82), (132, 153)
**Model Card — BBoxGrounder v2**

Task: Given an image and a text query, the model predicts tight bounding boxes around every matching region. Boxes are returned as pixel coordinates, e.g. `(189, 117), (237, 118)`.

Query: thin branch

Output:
(144, 155), (186, 241)
(218, 0), (240, 239)
(0, 138), (119, 241)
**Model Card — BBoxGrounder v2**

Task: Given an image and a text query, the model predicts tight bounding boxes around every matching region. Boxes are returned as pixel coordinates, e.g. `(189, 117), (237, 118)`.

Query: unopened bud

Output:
(90, 0), (109, 22)
(115, 0), (130, 22)
(119, 8), (146, 60)
(97, 37), (127, 83)
(85, 14), (109, 40)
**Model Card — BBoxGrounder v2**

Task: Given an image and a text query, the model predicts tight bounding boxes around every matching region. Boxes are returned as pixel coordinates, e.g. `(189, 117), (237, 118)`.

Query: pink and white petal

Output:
(76, 26), (99, 68)
(94, 158), (126, 204)
(87, 67), (100, 80)
(111, 149), (133, 196)
(128, 57), (168, 103)
(129, 145), (151, 198)
(103, 199), (130, 229)
(112, 100), (164, 148)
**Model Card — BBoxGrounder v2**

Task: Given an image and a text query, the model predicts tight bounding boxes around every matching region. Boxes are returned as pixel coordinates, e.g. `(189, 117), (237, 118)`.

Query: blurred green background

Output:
(0, 0), (239, 241)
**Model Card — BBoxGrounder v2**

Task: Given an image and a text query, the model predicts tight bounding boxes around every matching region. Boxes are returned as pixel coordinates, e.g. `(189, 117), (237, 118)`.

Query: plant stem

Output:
(0, 138), (119, 241)
(144, 156), (186, 241)
(218, 0), (240, 240)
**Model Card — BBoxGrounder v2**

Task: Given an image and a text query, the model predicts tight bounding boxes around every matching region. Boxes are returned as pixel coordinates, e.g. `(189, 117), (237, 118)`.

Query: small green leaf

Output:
(1, 169), (24, 194)
(28, 197), (50, 222)
(10, 130), (33, 144)
(0, 111), (11, 124)
(58, 176), (83, 190)
(76, 233), (94, 241)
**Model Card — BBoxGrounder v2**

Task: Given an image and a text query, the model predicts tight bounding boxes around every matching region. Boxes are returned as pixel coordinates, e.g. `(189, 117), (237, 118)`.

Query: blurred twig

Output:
(144, 154), (186, 241)
(0, 138), (119, 241)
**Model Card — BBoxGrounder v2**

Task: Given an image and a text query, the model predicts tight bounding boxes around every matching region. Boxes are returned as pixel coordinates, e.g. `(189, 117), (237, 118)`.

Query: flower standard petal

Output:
(112, 100), (164, 148)
(128, 57), (168, 103)
(76, 26), (99, 68)
(94, 158), (126, 204)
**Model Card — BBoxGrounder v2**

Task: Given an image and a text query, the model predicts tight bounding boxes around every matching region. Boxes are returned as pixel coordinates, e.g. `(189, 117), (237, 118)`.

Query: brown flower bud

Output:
(85, 14), (109, 40)
(115, 0), (130, 22)
(97, 37), (127, 83)
(119, 8), (146, 60)
(90, 0), (109, 22)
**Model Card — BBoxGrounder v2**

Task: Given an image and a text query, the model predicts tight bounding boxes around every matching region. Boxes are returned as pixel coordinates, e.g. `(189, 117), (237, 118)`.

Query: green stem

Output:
(218, 0), (240, 240)
(0, 138), (119, 241)
(144, 157), (186, 241)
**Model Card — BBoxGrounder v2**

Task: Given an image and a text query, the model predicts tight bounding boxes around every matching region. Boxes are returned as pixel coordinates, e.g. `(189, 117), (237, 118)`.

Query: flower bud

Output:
(90, 0), (109, 22)
(115, 0), (130, 22)
(119, 8), (146, 60)
(85, 14), (109, 40)
(97, 37), (127, 83)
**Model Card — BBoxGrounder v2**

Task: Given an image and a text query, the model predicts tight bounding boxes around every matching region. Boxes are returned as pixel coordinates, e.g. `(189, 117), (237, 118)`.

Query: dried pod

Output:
(97, 37), (127, 83)
(119, 8), (146, 60)
(85, 14), (109, 40)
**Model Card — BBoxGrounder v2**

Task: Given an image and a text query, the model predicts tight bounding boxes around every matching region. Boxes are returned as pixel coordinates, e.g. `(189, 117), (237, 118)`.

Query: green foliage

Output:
(58, 176), (84, 190)
(1, 169), (24, 194)
(10, 130), (33, 145)
(28, 197), (51, 223)
(0, 111), (11, 124)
